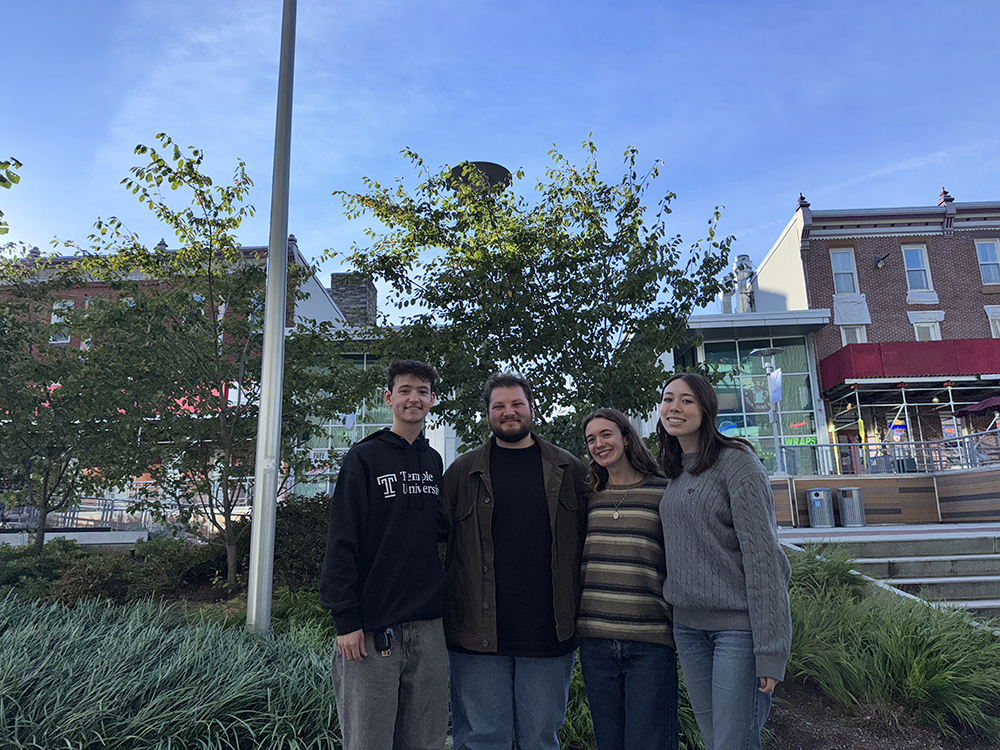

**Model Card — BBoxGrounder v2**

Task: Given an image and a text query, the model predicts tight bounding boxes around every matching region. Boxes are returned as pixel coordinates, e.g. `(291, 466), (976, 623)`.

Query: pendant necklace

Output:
(611, 485), (632, 520)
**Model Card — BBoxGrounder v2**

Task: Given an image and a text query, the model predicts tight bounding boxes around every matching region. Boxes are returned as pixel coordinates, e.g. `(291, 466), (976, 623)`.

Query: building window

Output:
(907, 310), (943, 341)
(902, 245), (932, 291)
(840, 325), (867, 345)
(986, 306), (1000, 338)
(49, 300), (74, 344)
(913, 322), (941, 341)
(829, 249), (858, 294)
(976, 240), (1000, 285)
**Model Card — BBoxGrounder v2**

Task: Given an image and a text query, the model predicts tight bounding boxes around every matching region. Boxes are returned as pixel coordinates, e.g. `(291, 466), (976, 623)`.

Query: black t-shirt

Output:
(489, 442), (575, 657)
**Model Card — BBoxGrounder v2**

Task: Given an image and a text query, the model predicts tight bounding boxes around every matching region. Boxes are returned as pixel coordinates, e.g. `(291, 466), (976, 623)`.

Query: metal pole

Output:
(765, 357), (784, 475)
(247, 0), (297, 634)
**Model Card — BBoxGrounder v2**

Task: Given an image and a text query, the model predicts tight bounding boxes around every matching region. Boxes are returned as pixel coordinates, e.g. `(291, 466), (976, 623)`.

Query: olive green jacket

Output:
(441, 435), (590, 652)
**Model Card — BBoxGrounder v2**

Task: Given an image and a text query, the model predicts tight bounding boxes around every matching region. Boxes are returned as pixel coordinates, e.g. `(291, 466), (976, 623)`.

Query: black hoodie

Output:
(320, 428), (447, 634)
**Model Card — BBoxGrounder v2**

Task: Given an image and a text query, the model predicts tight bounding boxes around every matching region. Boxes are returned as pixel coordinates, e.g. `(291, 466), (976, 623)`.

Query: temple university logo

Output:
(375, 471), (440, 500)
(376, 473), (398, 498)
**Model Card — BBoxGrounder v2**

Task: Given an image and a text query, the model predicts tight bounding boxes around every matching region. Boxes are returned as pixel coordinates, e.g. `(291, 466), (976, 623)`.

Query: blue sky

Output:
(6, 0), (1000, 304)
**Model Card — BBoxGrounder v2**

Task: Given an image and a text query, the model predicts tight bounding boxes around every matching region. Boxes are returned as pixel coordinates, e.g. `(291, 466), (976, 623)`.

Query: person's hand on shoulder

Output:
(338, 629), (367, 661)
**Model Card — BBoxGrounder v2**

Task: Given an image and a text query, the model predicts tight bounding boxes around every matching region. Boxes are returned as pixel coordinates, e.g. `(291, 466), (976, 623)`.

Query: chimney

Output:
(329, 273), (377, 326)
(938, 188), (956, 236)
(735, 255), (754, 314)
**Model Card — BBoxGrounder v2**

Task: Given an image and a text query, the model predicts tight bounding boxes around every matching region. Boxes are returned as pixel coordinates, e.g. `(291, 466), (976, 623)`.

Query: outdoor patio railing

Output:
(780, 428), (1000, 476)
(0, 498), (151, 532)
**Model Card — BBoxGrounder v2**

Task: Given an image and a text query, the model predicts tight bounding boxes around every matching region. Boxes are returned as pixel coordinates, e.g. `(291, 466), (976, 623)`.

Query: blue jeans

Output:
(579, 637), (679, 750)
(448, 650), (576, 750)
(672, 624), (772, 750)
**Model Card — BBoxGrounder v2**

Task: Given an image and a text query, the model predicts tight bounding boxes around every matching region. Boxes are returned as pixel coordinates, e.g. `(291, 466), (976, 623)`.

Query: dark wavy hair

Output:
(656, 372), (754, 478)
(582, 408), (664, 491)
(387, 359), (438, 392)
(482, 372), (534, 410)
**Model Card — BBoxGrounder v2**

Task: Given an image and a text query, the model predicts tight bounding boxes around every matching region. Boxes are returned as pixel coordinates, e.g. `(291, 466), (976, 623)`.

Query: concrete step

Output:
(936, 599), (1000, 623)
(811, 536), (1000, 560)
(852, 553), (1000, 579)
(888, 575), (1000, 602)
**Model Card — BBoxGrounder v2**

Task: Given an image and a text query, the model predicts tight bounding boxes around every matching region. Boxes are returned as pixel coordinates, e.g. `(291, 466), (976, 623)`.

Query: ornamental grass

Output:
(0, 594), (338, 750)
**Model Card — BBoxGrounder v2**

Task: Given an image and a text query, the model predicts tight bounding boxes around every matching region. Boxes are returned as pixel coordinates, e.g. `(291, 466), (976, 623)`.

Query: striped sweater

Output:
(576, 476), (674, 646)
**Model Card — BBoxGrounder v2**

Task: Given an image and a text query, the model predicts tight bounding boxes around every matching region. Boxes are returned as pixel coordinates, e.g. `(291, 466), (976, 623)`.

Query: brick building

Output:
(36, 236), (360, 350)
(753, 190), (1000, 460)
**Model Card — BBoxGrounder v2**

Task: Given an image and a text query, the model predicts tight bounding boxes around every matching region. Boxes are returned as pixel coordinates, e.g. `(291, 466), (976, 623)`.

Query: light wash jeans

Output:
(672, 623), (772, 750)
(579, 637), (679, 750)
(331, 618), (449, 750)
(448, 650), (576, 750)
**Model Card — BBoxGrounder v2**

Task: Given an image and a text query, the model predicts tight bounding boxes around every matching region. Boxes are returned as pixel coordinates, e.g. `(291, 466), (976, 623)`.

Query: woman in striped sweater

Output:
(576, 408), (678, 750)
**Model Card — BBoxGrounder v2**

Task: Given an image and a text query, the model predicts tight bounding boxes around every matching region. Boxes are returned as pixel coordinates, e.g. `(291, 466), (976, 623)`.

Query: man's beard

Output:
(491, 417), (532, 444)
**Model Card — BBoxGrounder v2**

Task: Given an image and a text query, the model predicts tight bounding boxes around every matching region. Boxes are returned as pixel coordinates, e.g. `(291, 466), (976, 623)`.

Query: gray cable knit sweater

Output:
(659, 446), (792, 681)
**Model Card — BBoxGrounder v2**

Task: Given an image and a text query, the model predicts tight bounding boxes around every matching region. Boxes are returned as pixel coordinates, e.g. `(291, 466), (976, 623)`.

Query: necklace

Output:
(611, 472), (645, 521)
(610, 478), (642, 519)
(611, 486), (630, 520)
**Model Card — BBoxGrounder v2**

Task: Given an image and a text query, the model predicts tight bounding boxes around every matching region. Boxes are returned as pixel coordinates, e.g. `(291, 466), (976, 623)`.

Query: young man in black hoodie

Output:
(320, 359), (448, 750)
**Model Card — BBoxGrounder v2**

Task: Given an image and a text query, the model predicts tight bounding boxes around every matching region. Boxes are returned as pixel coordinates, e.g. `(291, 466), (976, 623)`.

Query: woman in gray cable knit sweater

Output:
(656, 372), (791, 750)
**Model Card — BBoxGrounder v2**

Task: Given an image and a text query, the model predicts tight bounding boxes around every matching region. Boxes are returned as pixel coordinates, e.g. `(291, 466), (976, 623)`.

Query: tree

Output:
(334, 140), (734, 450)
(1, 157), (23, 236)
(0, 256), (137, 552)
(53, 134), (379, 588)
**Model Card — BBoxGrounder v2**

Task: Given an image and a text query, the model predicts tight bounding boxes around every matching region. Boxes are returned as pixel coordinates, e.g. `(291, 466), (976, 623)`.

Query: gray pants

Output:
(332, 617), (449, 750)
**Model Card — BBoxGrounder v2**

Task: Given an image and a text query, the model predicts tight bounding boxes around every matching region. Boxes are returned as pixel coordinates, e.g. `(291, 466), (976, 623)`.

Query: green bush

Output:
(208, 587), (337, 648)
(0, 538), (88, 598)
(787, 548), (1000, 741)
(132, 535), (223, 593)
(0, 594), (339, 750)
(273, 495), (331, 588)
(50, 537), (221, 605)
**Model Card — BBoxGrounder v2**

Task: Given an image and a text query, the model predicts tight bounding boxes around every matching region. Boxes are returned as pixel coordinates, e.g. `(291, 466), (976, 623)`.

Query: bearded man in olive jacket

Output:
(442, 372), (590, 750)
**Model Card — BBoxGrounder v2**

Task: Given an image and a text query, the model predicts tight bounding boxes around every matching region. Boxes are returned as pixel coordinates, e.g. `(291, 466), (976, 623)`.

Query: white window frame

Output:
(829, 248), (859, 294)
(985, 305), (1000, 339)
(907, 310), (943, 342)
(840, 325), (867, 346)
(913, 322), (941, 341)
(902, 244), (933, 291)
(976, 240), (1000, 285)
(901, 244), (939, 304)
(49, 300), (74, 344)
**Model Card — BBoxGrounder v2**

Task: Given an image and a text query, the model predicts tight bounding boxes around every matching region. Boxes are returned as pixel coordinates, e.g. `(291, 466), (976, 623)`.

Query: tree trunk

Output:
(33, 506), (49, 554)
(226, 531), (239, 591)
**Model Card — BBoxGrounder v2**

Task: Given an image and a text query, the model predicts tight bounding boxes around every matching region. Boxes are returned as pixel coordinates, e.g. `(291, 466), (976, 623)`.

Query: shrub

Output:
(786, 547), (1000, 741)
(50, 537), (222, 605)
(0, 538), (88, 598)
(209, 587), (336, 648)
(273, 495), (331, 588)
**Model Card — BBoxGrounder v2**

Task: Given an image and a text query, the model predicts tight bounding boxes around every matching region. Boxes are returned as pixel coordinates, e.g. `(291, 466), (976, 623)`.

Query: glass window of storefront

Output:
(702, 336), (818, 474)
(295, 354), (391, 498)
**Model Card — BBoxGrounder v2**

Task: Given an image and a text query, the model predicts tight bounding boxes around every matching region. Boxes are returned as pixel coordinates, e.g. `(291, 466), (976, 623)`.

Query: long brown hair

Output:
(656, 372), (754, 478)
(582, 408), (664, 491)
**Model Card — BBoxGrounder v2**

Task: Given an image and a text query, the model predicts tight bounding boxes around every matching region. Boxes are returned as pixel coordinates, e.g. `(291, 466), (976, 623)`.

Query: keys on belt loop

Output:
(374, 627), (395, 657)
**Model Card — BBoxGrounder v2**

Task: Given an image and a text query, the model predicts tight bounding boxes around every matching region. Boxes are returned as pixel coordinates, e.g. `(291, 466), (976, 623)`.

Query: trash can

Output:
(806, 488), (835, 528)
(837, 487), (866, 527)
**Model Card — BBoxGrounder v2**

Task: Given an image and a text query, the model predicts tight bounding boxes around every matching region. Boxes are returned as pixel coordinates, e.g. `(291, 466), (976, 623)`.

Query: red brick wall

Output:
(805, 230), (1000, 364)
